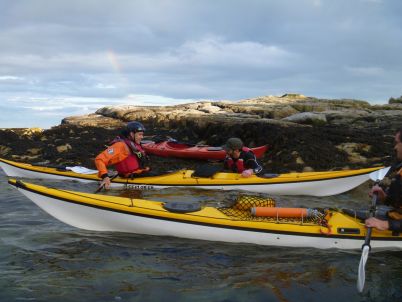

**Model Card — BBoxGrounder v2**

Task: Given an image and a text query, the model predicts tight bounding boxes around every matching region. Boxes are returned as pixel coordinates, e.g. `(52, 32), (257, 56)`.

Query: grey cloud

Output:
(1, 0), (402, 127)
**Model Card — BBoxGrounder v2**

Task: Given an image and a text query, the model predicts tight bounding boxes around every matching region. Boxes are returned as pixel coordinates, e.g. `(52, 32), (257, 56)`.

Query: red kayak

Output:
(141, 140), (268, 160)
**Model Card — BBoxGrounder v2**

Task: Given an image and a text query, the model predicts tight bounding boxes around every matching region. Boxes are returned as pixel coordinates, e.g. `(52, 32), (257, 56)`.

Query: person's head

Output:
(225, 137), (243, 159)
(125, 121), (145, 144)
(394, 127), (402, 161)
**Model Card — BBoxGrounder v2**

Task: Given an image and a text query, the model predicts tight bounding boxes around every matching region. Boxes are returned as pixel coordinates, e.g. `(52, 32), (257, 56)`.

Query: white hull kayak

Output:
(0, 157), (385, 196)
(8, 179), (402, 250)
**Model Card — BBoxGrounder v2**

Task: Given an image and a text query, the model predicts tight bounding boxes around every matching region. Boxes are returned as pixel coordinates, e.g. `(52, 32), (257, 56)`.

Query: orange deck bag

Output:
(251, 207), (310, 218)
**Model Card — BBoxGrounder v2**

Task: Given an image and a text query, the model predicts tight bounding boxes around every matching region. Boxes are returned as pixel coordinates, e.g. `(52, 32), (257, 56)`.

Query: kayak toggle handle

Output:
(15, 180), (27, 189)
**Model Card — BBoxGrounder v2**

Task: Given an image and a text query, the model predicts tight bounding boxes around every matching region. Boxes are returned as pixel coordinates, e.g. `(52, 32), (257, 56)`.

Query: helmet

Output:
(126, 121), (146, 133)
(225, 137), (243, 151)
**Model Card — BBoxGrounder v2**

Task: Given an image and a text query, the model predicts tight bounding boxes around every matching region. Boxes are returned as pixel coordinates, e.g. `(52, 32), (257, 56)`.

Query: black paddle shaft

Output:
(362, 188), (379, 248)
(32, 163), (68, 171)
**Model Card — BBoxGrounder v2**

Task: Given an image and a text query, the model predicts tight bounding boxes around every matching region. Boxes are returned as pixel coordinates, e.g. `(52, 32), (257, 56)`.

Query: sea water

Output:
(0, 170), (401, 302)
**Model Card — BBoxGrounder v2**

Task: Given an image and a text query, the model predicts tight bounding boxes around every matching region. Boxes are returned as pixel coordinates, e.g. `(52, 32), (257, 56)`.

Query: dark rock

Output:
(1, 95), (401, 173)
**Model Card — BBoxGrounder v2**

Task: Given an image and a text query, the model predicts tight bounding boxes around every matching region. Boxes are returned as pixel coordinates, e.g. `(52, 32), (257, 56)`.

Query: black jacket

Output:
(224, 150), (263, 174)
(389, 219), (402, 232)
(383, 163), (402, 232)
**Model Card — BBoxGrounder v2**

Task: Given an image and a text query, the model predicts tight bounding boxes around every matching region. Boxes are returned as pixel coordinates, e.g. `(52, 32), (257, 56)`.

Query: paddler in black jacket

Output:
(223, 137), (263, 177)
(365, 127), (402, 233)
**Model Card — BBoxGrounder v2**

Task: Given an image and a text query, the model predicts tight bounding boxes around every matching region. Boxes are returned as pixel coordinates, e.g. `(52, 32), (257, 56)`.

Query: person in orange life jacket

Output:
(95, 121), (150, 190)
(223, 137), (263, 178)
(365, 127), (402, 233)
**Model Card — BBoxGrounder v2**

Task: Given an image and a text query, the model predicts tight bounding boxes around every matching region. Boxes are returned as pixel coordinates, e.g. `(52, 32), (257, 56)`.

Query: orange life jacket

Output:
(115, 138), (146, 176)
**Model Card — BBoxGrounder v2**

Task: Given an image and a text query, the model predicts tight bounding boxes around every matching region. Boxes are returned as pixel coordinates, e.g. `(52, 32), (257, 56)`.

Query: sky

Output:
(0, 0), (401, 128)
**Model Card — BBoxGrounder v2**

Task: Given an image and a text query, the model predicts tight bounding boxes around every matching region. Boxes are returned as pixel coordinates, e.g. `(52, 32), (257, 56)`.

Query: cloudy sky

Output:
(1, 0), (401, 128)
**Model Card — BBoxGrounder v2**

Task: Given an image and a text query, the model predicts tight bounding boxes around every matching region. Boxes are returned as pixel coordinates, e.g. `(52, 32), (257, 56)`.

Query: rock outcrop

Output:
(1, 94), (401, 173)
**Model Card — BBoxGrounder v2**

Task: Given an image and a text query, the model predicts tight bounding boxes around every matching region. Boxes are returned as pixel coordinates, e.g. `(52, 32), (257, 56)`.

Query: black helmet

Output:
(225, 137), (243, 151)
(126, 121), (146, 133)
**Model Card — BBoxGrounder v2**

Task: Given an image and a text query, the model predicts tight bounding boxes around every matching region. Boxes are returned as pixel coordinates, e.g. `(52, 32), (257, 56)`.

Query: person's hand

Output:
(369, 184), (386, 202)
(365, 217), (389, 231)
(143, 166), (150, 172)
(241, 169), (253, 178)
(100, 176), (111, 190)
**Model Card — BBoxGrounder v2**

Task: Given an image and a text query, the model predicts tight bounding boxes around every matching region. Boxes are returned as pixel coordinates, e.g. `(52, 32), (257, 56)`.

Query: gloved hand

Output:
(241, 169), (253, 178)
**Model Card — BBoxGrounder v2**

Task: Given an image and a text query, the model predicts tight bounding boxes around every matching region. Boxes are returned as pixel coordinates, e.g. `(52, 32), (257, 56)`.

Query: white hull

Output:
(136, 173), (370, 196)
(17, 188), (401, 250)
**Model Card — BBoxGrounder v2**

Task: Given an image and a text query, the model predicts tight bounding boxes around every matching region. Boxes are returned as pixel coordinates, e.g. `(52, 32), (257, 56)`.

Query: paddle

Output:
(31, 163), (98, 174)
(94, 168), (153, 193)
(31, 163), (68, 171)
(94, 173), (119, 193)
(357, 166), (390, 292)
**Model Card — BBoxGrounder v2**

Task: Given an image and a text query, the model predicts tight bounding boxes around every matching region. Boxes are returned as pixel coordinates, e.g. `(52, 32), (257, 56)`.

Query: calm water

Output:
(0, 170), (401, 302)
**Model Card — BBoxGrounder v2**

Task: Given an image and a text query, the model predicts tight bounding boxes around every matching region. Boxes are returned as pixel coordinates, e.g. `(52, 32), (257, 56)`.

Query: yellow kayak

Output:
(8, 179), (402, 250)
(0, 157), (386, 196)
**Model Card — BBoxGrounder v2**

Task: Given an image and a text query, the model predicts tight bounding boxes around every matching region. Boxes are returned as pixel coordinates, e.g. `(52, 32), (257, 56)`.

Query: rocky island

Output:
(1, 94), (401, 173)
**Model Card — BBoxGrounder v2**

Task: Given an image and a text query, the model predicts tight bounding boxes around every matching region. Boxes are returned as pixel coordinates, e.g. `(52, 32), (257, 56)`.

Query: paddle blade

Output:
(357, 245), (370, 292)
(369, 167), (390, 182)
